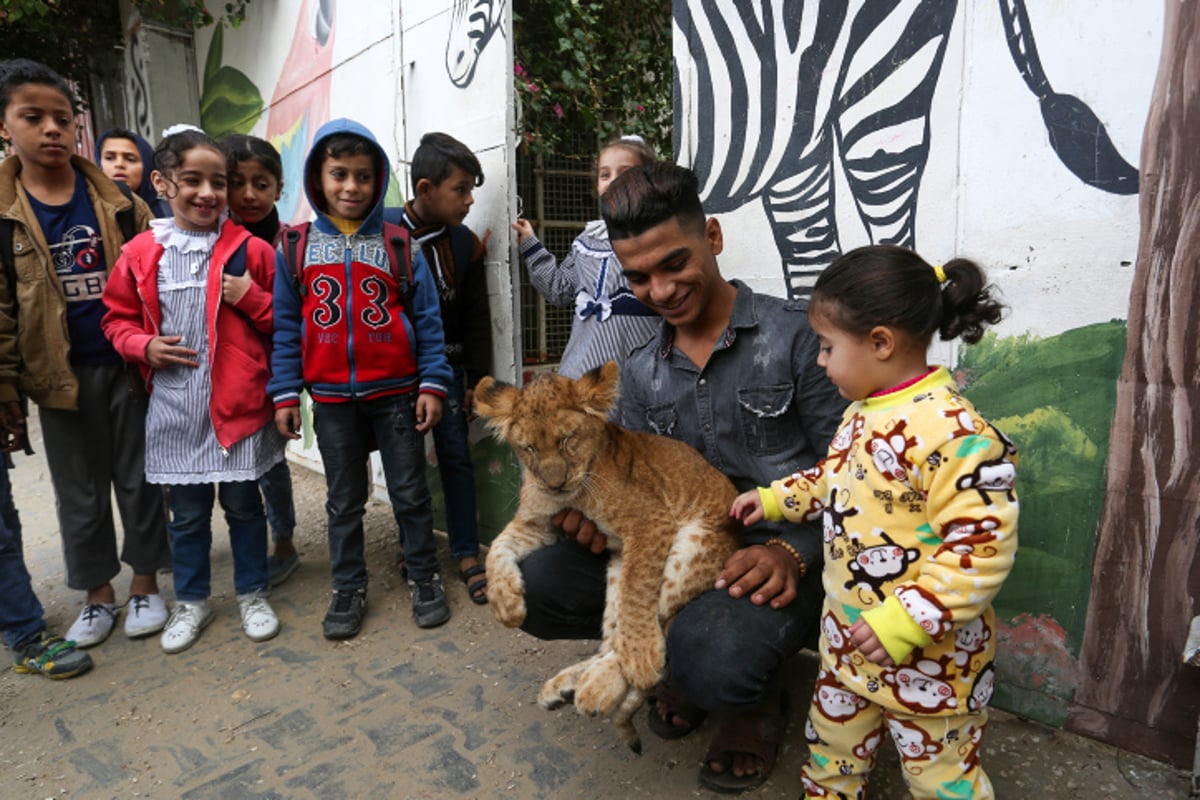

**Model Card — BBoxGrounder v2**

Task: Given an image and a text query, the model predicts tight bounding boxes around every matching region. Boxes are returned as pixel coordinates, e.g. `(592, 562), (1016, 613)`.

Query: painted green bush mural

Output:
(199, 24), (264, 138)
(958, 320), (1127, 725)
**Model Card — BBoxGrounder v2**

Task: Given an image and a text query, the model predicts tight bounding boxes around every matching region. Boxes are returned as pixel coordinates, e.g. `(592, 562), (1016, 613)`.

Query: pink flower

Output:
(553, 103), (564, 119)
(526, 81), (540, 93)
(636, 104), (645, 112)
(514, 62), (526, 76)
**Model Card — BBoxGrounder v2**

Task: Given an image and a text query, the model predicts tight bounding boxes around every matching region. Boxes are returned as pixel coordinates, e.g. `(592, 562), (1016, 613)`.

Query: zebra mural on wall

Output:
(674, 0), (1139, 300)
(446, 0), (507, 88)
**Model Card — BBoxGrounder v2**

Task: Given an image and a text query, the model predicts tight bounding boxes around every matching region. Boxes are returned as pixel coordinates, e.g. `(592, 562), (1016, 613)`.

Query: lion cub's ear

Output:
(474, 376), (520, 439)
(575, 361), (620, 420)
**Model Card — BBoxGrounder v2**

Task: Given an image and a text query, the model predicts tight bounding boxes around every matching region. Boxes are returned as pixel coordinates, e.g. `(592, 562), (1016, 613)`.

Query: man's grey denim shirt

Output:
(618, 280), (847, 565)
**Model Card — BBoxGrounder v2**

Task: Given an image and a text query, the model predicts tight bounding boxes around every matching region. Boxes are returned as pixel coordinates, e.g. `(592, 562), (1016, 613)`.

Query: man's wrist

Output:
(765, 537), (807, 578)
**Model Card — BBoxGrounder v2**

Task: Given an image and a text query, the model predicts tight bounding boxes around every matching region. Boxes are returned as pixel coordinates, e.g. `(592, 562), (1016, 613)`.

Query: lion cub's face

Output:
(475, 362), (620, 497)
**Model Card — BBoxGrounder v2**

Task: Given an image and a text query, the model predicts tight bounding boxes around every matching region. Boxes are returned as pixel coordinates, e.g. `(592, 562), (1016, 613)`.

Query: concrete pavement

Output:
(0, 411), (1191, 799)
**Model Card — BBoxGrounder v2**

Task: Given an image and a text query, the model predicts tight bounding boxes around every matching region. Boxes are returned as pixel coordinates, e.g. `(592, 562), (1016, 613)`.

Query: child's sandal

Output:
(459, 565), (488, 605)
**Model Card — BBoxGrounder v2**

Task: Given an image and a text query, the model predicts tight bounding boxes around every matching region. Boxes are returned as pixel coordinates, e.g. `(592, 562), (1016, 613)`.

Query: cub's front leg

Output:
(611, 528), (675, 690)
(485, 512), (558, 628)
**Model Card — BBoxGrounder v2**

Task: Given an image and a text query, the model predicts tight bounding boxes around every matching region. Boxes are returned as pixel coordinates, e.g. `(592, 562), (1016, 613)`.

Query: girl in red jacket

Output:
(102, 127), (283, 654)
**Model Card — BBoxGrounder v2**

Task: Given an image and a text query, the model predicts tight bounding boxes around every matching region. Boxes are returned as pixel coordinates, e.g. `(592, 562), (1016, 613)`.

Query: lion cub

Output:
(475, 361), (740, 752)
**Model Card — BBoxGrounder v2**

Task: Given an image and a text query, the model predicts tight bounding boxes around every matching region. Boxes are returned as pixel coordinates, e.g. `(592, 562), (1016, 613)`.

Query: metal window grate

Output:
(515, 134), (599, 366)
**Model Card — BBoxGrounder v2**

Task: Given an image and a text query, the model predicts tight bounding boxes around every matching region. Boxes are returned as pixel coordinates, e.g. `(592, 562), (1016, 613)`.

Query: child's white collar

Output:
(149, 214), (228, 254)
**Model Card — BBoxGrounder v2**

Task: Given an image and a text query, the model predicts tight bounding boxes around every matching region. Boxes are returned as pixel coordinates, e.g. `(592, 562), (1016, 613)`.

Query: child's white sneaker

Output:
(66, 602), (121, 648)
(237, 592), (279, 642)
(124, 594), (168, 638)
(160, 601), (214, 654)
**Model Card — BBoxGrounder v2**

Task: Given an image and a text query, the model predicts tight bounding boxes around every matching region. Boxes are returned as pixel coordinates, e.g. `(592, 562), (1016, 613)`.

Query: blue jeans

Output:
(258, 459), (295, 543)
(313, 393), (436, 591)
(168, 481), (269, 601)
(519, 539), (823, 713)
(432, 367), (479, 561)
(0, 463), (45, 651)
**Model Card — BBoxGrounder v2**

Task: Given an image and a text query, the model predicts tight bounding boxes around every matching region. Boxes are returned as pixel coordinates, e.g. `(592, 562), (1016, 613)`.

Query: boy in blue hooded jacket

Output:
(269, 119), (454, 638)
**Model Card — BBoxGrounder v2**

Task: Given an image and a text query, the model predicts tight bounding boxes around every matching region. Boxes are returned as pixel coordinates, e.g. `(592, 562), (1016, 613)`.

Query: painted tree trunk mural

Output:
(1067, 0), (1200, 767)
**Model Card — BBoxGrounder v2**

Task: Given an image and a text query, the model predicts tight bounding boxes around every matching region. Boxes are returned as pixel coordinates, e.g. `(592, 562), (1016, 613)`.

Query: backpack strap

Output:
(222, 237), (251, 277)
(0, 219), (32, 455)
(111, 181), (137, 245)
(0, 218), (14, 303)
(280, 222), (310, 297)
(447, 224), (475, 286)
(381, 221), (416, 327)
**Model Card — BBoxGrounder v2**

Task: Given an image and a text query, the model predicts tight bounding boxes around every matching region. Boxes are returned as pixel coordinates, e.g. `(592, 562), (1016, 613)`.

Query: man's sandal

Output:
(698, 690), (789, 794)
(646, 681), (708, 739)
(459, 565), (488, 605)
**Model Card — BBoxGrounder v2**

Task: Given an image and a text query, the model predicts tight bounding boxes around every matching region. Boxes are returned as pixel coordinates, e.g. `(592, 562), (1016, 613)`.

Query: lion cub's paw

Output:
(487, 567), (527, 627)
(538, 658), (593, 710)
(574, 652), (628, 717)
(616, 632), (667, 690)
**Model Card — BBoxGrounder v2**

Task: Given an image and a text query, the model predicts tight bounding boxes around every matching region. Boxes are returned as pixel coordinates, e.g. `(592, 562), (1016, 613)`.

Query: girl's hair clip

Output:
(161, 123), (205, 139)
(620, 134), (646, 143)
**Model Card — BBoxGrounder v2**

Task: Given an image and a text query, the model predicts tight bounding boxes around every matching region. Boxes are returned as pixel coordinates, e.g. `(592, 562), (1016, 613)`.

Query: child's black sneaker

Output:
(13, 632), (93, 680)
(322, 588), (367, 640)
(409, 574), (451, 628)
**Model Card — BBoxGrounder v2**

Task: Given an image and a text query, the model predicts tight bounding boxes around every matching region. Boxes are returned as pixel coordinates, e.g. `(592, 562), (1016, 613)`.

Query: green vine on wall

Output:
(513, 0), (672, 160)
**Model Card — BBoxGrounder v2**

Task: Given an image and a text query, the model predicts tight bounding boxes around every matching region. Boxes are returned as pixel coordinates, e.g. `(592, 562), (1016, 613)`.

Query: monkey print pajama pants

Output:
(801, 672), (992, 800)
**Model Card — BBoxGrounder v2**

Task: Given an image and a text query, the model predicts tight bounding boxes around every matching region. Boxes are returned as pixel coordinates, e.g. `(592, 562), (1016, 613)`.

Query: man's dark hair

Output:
(0, 58), (78, 116)
(601, 163), (706, 241)
(410, 131), (483, 191)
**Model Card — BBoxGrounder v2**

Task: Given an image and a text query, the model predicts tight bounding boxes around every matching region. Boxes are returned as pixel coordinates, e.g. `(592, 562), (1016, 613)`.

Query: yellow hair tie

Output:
(933, 264), (947, 283)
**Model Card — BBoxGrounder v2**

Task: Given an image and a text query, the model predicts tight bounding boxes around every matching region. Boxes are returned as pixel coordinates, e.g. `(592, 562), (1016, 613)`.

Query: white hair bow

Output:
(161, 123), (205, 139)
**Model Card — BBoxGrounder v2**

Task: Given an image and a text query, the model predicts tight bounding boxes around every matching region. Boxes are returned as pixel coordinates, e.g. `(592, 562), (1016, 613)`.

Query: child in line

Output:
(270, 119), (454, 639)
(223, 133), (300, 587)
(102, 127), (283, 654)
(730, 245), (1017, 799)
(511, 134), (660, 378)
(95, 128), (172, 217)
(388, 131), (491, 604)
(0, 59), (171, 648)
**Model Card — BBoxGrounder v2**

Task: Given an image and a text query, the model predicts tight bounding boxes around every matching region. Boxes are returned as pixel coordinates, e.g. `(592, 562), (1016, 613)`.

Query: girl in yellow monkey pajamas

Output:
(731, 245), (1018, 800)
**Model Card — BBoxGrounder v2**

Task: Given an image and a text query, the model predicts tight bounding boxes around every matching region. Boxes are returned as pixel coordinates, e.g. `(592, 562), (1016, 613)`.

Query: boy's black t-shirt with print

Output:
(25, 170), (120, 366)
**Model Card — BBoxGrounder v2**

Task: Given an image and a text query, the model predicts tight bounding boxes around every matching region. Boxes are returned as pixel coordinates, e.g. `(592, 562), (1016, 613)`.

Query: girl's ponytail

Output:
(938, 258), (1005, 344)
(814, 245), (1006, 346)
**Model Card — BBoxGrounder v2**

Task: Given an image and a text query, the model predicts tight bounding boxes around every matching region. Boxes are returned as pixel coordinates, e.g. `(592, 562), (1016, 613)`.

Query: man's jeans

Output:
(519, 539), (823, 712)
(432, 367), (480, 561)
(313, 393), (437, 591)
(168, 481), (269, 601)
(0, 463), (45, 651)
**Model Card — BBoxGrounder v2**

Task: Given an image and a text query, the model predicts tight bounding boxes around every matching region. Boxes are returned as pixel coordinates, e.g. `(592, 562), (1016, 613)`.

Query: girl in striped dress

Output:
(512, 135), (661, 379)
(102, 127), (283, 654)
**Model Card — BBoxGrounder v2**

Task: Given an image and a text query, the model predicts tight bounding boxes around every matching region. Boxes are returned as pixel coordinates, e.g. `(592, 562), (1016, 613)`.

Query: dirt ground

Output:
(0, 413), (1192, 799)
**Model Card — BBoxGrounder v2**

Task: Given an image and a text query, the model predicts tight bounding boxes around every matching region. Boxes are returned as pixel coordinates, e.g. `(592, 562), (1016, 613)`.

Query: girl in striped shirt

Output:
(511, 135), (661, 379)
(102, 127), (283, 654)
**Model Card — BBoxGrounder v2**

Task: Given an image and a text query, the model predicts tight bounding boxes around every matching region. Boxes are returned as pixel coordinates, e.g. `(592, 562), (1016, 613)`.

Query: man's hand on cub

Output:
(553, 508), (607, 554)
(715, 545), (798, 609)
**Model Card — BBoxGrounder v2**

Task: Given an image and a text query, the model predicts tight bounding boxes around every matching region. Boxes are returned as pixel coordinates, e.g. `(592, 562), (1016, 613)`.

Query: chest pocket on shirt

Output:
(738, 384), (794, 456)
(643, 402), (678, 438)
